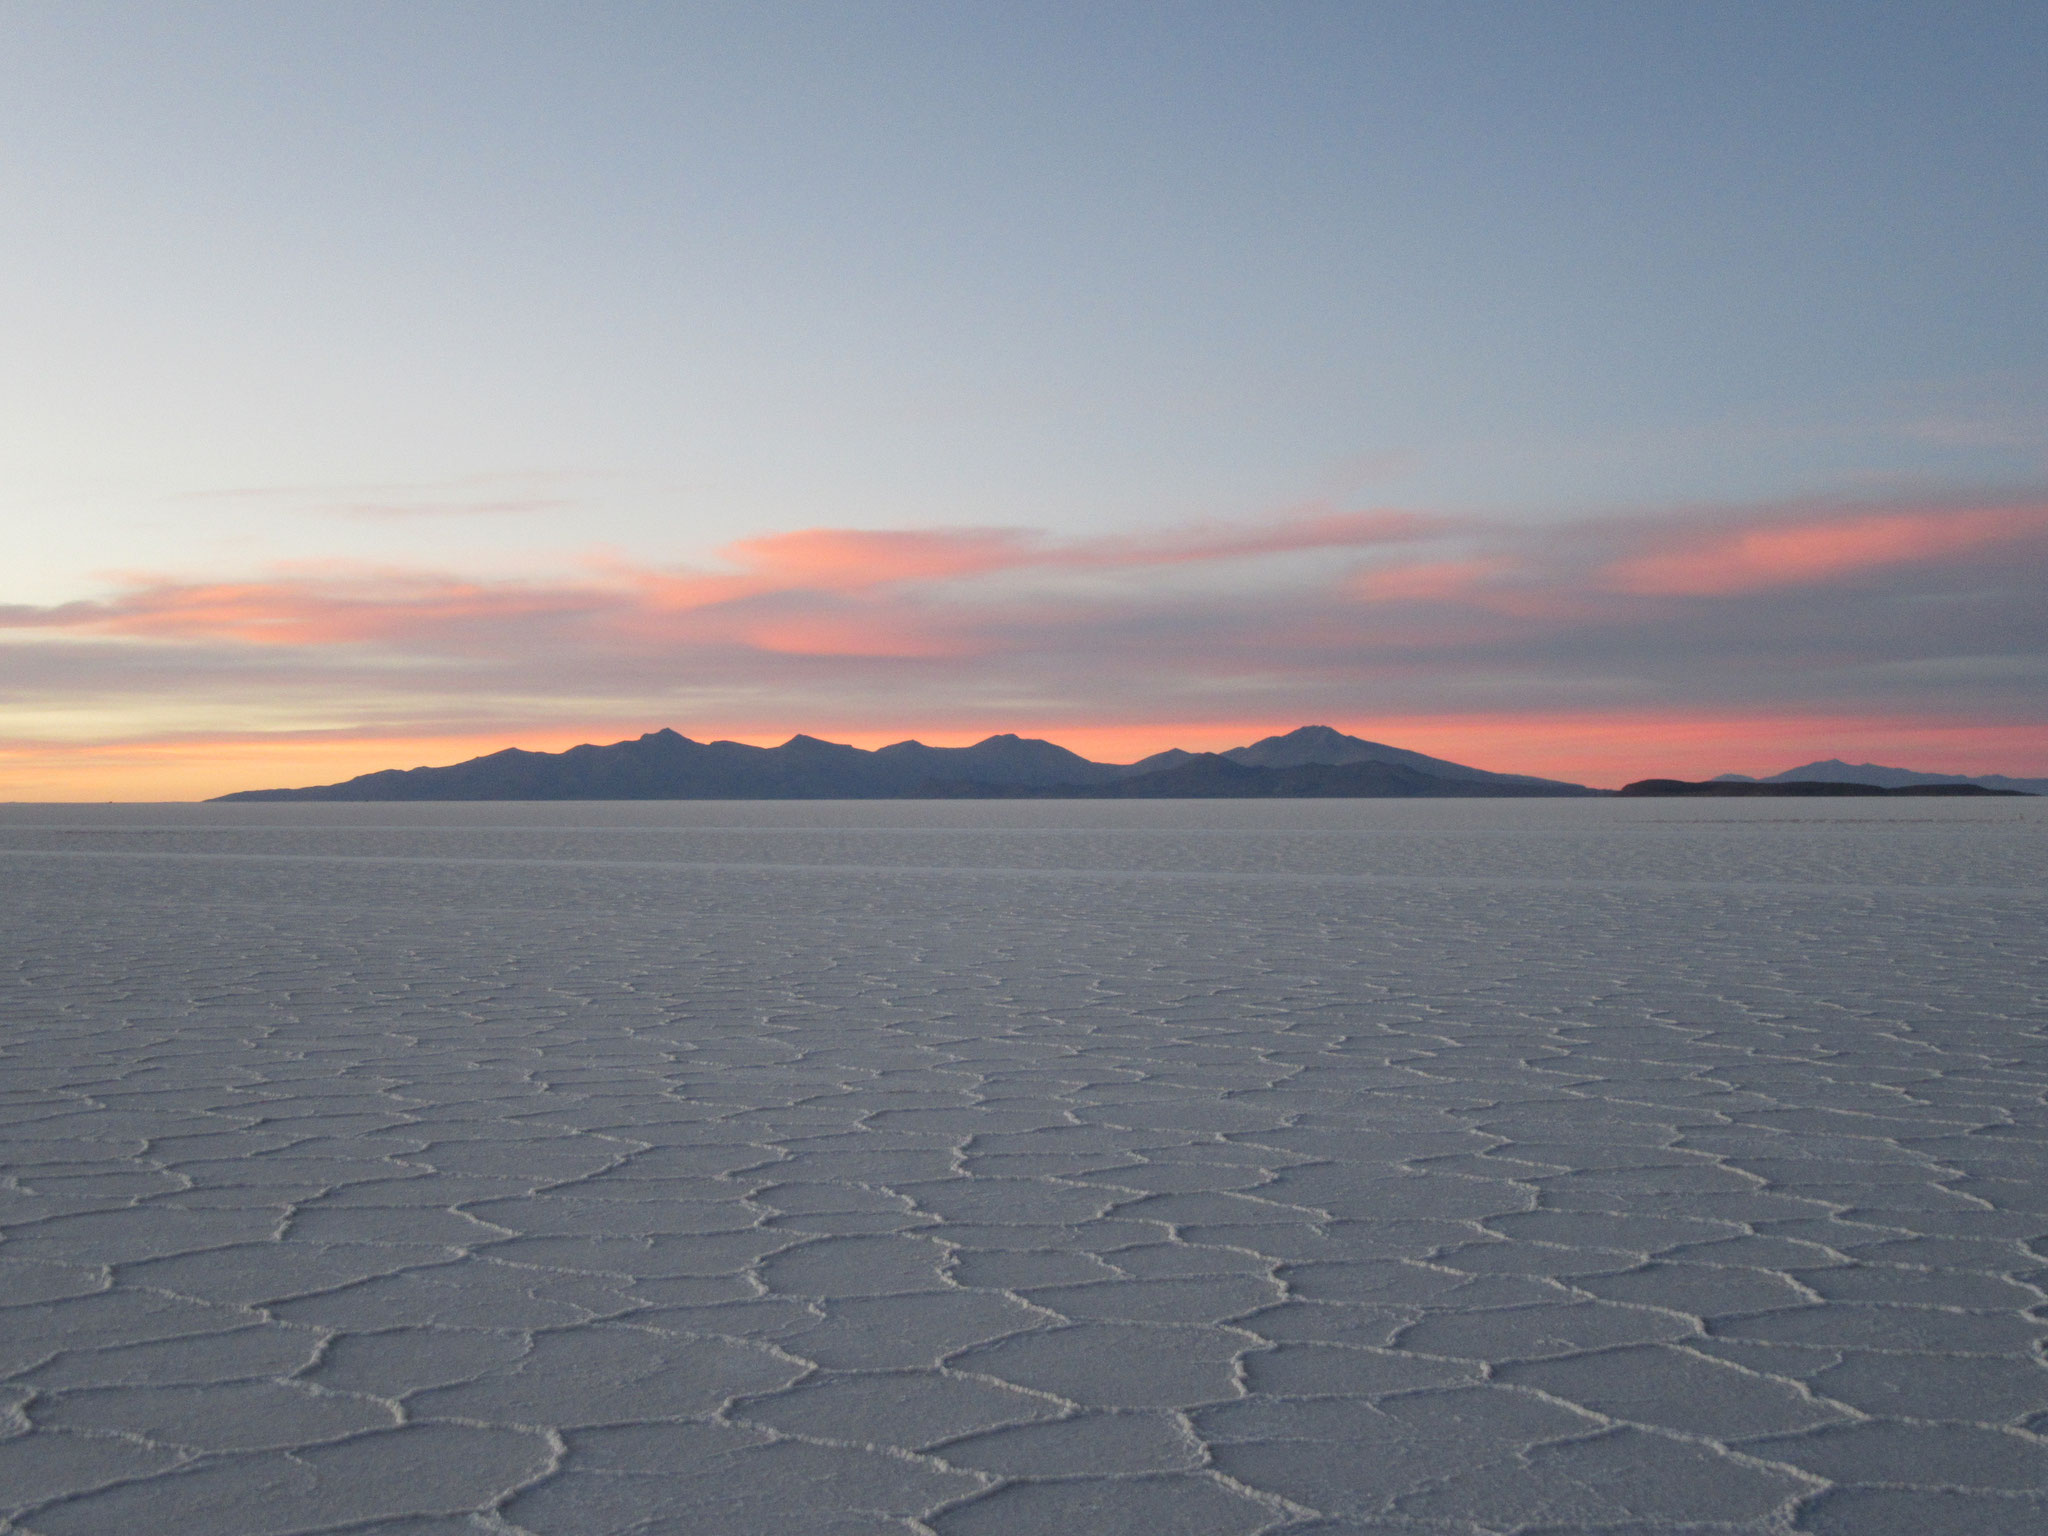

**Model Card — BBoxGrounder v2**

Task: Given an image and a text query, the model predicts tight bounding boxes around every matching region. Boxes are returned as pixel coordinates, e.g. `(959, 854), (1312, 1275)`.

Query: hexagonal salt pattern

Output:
(2, 797), (2045, 1534)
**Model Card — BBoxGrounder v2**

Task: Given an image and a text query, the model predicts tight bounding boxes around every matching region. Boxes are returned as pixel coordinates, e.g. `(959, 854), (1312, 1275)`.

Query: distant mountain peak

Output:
(1741, 758), (2048, 795)
(1221, 725), (1580, 790)
(1243, 725), (1376, 753)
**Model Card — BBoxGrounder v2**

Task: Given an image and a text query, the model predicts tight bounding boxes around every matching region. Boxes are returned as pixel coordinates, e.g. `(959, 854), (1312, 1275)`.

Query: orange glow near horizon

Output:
(5, 713), (2043, 802)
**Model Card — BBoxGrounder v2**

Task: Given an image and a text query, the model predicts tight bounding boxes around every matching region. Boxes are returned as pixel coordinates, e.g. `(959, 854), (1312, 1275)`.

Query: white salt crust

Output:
(0, 797), (2044, 1534)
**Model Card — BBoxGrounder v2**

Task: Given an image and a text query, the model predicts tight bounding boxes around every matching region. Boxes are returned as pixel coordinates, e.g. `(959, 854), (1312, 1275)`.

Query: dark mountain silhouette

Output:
(1033, 755), (1592, 799)
(1124, 746), (1200, 774)
(215, 729), (1115, 802)
(875, 733), (1123, 788)
(1712, 759), (2048, 796)
(1005, 725), (1592, 792)
(1220, 724), (1576, 789)
(212, 725), (1598, 801)
(1621, 778), (2028, 798)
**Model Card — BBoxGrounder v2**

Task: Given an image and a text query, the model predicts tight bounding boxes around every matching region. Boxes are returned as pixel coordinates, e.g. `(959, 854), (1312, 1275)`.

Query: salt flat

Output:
(1, 799), (2044, 1536)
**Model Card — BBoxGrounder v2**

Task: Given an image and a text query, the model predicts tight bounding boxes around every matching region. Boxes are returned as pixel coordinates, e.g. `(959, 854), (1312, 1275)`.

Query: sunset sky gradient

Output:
(3, 2), (2044, 798)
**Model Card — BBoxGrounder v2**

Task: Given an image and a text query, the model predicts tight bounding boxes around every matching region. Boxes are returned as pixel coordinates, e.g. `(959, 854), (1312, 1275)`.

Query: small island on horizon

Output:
(210, 725), (2038, 802)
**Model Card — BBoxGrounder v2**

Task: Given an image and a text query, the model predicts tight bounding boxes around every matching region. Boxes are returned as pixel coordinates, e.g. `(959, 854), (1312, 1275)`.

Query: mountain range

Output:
(1619, 778), (2024, 798)
(212, 725), (1600, 801)
(1713, 759), (2048, 796)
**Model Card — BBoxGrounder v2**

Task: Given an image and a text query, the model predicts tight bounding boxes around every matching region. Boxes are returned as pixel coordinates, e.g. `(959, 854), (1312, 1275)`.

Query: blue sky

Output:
(2, 2), (2044, 794)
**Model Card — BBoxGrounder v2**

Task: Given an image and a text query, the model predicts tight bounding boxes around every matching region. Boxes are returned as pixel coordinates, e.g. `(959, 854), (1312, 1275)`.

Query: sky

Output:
(3, 0), (2045, 798)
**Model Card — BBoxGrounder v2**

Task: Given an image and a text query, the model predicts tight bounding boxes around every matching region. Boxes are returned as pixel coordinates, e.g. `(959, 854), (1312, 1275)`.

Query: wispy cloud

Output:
(1601, 505), (2048, 596)
(335, 497), (575, 520)
(43, 569), (603, 648)
(701, 506), (1443, 596)
(172, 470), (592, 520)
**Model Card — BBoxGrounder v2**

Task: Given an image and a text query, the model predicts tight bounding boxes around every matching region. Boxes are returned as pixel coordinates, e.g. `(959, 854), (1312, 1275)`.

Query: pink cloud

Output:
(712, 506), (1441, 596)
(1603, 505), (2048, 596)
(1353, 555), (1518, 603)
(1063, 507), (1446, 568)
(76, 572), (599, 648)
(7, 498), (2041, 659)
(720, 527), (1037, 590)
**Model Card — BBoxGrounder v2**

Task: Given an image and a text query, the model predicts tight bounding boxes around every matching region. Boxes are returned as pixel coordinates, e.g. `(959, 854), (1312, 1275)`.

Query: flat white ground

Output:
(1, 799), (2044, 1535)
